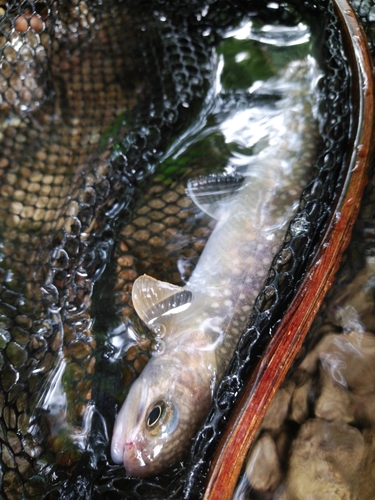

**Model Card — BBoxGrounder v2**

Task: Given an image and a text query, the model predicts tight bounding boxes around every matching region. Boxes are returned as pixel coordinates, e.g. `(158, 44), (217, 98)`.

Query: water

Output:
(0, 2), (342, 499)
(90, 11), (323, 494)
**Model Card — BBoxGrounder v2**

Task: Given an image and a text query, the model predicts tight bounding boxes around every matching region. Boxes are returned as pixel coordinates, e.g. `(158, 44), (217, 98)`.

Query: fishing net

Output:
(0, 0), (372, 499)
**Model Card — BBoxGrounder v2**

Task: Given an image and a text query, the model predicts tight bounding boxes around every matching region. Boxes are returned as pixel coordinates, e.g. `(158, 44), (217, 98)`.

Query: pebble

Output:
(245, 433), (282, 493)
(278, 419), (365, 500)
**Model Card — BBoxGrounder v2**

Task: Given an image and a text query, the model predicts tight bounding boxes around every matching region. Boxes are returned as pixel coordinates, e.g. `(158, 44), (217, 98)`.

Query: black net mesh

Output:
(0, 0), (372, 499)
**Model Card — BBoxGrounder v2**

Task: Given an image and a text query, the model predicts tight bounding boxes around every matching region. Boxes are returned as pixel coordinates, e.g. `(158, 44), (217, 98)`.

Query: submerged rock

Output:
(279, 419), (365, 500)
(245, 433), (282, 494)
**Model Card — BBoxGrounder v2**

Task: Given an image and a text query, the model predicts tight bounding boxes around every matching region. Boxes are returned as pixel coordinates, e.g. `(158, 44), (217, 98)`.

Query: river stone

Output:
(288, 371), (311, 424)
(356, 428), (375, 500)
(299, 331), (375, 395)
(351, 392), (375, 426)
(326, 261), (375, 333)
(261, 379), (295, 432)
(314, 368), (355, 423)
(278, 418), (365, 500)
(320, 331), (375, 395)
(245, 432), (282, 493)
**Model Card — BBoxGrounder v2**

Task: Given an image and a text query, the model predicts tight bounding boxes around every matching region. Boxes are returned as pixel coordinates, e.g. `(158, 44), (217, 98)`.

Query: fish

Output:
(110, 58), (322, 477)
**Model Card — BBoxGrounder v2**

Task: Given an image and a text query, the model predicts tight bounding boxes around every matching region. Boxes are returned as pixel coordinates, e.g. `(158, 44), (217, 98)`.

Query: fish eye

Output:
(147, 402), (165, 428)
(145, 400), (179, 436)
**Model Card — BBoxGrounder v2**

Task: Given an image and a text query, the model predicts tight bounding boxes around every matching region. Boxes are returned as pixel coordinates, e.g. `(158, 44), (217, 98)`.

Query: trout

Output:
(111, 58), (321, 476)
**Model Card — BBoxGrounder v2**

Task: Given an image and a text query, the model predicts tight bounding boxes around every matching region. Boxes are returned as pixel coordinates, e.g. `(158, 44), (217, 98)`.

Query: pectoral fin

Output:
(187, 173), (244, 219)
(132, 274), (192, 328)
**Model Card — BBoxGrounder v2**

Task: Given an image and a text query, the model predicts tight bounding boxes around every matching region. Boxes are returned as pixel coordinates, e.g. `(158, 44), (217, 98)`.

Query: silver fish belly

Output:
(111, 58), (321, 477)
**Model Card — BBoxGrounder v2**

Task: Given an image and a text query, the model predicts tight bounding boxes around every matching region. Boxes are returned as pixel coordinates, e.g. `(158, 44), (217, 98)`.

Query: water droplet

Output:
(152, 338), (166, 355)
(290, 216), (309, 236)
(152, 323), (166, 337)
(0, 328), (11, 349)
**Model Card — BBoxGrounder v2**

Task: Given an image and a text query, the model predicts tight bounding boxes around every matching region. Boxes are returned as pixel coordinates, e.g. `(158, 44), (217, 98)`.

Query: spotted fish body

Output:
(111, 59), (321, 476)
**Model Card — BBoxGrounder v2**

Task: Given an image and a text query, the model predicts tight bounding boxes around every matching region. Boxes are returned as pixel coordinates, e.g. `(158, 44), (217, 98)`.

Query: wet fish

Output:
(111, 58), (321, 477)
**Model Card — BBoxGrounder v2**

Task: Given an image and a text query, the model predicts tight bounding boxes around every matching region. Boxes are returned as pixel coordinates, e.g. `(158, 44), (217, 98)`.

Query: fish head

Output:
(111, 351), (215, 477)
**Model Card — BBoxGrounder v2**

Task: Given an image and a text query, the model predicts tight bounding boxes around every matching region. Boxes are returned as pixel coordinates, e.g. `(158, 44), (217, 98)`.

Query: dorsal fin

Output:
(187, 173), (244, 219)
(132, 275), (192, 330)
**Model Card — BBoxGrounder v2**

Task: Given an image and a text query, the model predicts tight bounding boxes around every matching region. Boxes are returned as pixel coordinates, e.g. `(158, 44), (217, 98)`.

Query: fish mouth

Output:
(123, 440), (155, 478)
(111, 432), (150, 476)
(110, 435), (125, 464)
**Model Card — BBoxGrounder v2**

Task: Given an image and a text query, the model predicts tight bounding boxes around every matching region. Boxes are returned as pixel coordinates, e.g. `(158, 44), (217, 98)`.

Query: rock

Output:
(299, 331), (375, 395)
(326, 258), (375, 333)
(351, 393), (375, 427)
(245, 432), (282, 493)
(278, 419), (365, 500)
(314, 368), (354, 423)
(357, 428), (375, 500)
(261, 379), (295, 433)
(298, 333), (337, 375)
(319, 331), (375, 395)
(288, 372), (311, 424)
